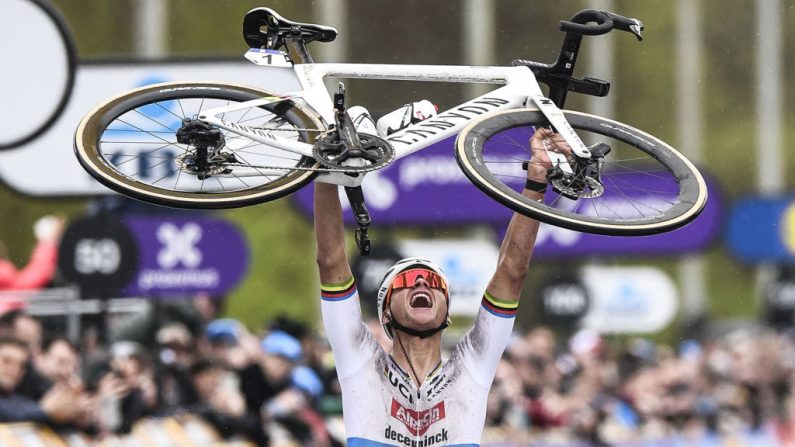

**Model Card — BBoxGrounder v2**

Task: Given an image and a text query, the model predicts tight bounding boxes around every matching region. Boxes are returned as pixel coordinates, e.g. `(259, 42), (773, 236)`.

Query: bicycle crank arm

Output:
(344, 185), (372, 256)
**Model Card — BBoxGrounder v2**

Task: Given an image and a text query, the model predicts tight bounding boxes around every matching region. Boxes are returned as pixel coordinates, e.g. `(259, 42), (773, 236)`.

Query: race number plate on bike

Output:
(245, 48), (293, 67)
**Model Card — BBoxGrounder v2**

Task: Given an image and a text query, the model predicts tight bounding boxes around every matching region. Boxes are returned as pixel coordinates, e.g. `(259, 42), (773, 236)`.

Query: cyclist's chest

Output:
(371, 357), (484, 436)
(340, 353), (489, 445)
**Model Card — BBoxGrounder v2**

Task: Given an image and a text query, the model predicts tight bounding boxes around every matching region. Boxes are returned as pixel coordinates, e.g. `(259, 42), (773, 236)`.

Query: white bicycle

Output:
(74, 7), (707, 253)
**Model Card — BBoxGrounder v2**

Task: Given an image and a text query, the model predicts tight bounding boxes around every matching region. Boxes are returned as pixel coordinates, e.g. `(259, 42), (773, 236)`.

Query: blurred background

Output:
(0, 0), (794, 445)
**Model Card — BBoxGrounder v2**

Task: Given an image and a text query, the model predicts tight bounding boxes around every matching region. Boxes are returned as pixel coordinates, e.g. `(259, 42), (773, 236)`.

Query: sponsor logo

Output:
(384, 425), (449, 447)
(385, 367), (414, 404)
(218, 119), (282, 141)
(137, 222), (221, 291)
(390, 399), (445, 436)
(426, 374), (451, 400)
(157, 223), (202, 268)
(386, 97), (509, 146)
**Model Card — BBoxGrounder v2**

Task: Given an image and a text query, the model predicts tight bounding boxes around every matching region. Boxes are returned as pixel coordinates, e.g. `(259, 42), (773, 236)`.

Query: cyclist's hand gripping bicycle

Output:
(74, 8), (707, 255)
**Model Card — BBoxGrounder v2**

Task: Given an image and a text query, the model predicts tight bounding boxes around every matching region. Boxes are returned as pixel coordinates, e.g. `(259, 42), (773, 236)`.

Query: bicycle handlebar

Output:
(512, 10), (644, 108)
(560, 9), (644, 41)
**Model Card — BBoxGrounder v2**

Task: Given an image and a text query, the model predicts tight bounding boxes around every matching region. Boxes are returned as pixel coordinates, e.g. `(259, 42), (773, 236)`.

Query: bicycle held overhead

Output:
(73, 7), (707, 253)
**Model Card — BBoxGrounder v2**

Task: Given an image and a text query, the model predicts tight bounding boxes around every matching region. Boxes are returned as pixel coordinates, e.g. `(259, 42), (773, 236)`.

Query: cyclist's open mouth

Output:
(410, 292), (433, 308)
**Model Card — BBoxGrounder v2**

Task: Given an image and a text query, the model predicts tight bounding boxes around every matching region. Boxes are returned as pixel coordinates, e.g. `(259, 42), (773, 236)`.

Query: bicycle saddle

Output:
(243, 7), (338, 50)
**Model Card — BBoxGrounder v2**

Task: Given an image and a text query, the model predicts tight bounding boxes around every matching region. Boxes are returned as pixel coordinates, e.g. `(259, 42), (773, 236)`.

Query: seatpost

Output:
(284, 33), (313, 64)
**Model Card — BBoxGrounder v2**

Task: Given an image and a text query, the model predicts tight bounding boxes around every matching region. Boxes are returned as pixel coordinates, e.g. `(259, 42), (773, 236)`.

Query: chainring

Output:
(313, 130), (395, 173)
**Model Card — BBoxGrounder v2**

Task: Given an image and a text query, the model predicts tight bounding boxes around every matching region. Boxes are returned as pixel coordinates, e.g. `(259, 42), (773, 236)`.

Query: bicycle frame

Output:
(200, 62), (588, 187)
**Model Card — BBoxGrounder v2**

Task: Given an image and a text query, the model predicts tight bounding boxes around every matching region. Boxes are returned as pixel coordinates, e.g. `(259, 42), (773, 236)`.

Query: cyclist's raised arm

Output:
(315, 181), (377, 377)
(457, 129), (569, 387)
(314, 182), (353, 284)
(486, 128), (570, 302)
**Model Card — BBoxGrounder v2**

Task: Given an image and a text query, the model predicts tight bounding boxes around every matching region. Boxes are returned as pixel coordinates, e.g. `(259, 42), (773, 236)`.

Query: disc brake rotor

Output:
(551, 175), (604, 199)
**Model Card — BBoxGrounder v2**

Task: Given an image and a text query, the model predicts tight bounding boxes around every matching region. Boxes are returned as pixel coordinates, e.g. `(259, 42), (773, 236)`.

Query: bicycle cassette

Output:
(313, 130), (395, 173)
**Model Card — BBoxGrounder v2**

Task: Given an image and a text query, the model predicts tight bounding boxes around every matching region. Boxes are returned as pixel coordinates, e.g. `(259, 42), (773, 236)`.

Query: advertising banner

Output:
(0, 61), (299, 196)
(121, 216), (249, 297)
(58, 214), (249, 298)
(726, 196), (795, 263)
(293, 136), (721, 257)
(580, 265), (678, 334)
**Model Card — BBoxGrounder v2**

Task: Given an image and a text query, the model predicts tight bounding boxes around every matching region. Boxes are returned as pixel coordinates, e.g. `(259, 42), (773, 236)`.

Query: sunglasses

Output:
(390, 268), (448, 293)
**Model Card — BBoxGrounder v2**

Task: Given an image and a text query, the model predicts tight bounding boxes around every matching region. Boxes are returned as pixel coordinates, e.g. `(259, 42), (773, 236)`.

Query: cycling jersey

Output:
(321, 278), (517, 447)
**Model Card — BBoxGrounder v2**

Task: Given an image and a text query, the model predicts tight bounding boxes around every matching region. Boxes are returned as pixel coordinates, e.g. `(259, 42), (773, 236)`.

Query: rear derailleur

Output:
(175, 118), (237, 179)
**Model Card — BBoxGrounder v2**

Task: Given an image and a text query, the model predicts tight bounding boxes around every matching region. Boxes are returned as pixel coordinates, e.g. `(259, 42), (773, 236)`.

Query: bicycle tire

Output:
(455, 108), (707, 236)
(75, 81), (326, 209)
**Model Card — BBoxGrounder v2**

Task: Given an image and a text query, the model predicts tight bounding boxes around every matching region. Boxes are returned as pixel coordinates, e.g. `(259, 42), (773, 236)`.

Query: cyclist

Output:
(314, 128), (568, 446)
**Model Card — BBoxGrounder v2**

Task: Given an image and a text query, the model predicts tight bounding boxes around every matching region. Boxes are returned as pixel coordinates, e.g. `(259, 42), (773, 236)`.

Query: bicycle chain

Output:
(222, 161), (383, 174)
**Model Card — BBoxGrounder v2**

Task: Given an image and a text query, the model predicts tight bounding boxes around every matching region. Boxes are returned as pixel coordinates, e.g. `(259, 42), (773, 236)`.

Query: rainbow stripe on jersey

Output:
(481, 291), (518, 318)
(321, 277), (357, 302)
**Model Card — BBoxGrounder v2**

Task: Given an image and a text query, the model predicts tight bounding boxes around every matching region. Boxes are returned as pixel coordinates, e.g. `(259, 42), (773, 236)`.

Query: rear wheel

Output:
(74, 81), (326, 209)
(455, 109), (707, 236)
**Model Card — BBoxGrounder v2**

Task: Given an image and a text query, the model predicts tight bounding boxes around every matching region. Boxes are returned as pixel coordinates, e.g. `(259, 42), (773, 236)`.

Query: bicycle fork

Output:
(528, 95), (611, 200)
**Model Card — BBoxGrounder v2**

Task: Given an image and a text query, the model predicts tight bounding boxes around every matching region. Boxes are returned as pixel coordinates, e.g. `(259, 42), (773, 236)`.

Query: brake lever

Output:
(605, 12), (644, 41)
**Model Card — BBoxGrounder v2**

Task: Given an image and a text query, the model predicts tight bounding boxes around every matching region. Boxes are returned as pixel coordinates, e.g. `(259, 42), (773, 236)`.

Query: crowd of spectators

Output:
(1, 217), (794, 445)
(485, 325), (795, 445)
(2, 295), (795, 446)
(0, 300), (340, 446)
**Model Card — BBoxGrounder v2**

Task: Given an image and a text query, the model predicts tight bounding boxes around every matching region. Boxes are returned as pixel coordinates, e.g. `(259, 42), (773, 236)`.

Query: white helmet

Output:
(376, 257), (450, 340)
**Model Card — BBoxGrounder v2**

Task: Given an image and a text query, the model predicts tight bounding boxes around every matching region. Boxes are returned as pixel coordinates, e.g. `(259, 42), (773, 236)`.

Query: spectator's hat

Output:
(261, 330), (302, 361)
(291, 365), (323, 398)
(206, 318), (242, 345)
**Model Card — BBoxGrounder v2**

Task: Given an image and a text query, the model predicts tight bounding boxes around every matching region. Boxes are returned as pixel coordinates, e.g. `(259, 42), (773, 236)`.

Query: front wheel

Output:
(74, 81), (327, 209)
(455, 109), (707, 236)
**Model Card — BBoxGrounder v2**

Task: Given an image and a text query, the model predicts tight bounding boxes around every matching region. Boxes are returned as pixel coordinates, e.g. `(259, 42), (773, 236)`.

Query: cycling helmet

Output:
(376, 257), (450, 340)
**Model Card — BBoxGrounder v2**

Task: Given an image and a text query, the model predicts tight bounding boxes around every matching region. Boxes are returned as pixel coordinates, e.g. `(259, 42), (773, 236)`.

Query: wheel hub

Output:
(175, 118), (231, 179)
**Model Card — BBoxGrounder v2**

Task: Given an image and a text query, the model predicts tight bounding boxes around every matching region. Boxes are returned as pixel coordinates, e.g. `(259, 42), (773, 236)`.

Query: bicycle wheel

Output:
(75, 81), (326, 209)
(455, 109), (707, 236)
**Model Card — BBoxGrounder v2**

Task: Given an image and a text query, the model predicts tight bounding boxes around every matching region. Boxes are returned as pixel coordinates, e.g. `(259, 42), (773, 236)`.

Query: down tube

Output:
(385, 86), (526, 159)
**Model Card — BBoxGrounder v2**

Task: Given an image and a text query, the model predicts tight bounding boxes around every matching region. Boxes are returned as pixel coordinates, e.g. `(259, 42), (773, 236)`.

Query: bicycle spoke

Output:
(107, 118), (175, 146)
(231, 151), (275, 184)
(213, 176), (226, 192)
(176, 98), (187, 119)
(155, 101), (185, 122)
(131, 156), (176, 179)
(197, 97), (206, 118)
(132, 108), (179, 132)
(604, 173), (678, 197)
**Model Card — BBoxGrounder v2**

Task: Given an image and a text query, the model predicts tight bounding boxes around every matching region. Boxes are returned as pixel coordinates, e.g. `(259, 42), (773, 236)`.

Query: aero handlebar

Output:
(560, 9), (644, 41)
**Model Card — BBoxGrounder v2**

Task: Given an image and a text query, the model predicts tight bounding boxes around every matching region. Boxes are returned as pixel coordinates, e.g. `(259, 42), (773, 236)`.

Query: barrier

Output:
(0, 416), (254, 447)
(480, 424), (789, 447)
(0, 287), (148, 341)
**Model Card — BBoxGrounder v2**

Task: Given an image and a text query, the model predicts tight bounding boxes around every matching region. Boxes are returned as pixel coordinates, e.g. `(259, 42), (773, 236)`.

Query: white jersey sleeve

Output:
(455, 291), (518, 387)
(320, 277), (380, 380)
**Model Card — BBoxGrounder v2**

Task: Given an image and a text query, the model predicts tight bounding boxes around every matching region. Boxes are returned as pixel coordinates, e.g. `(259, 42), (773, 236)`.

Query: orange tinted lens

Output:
(392, 269), (446, 291)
